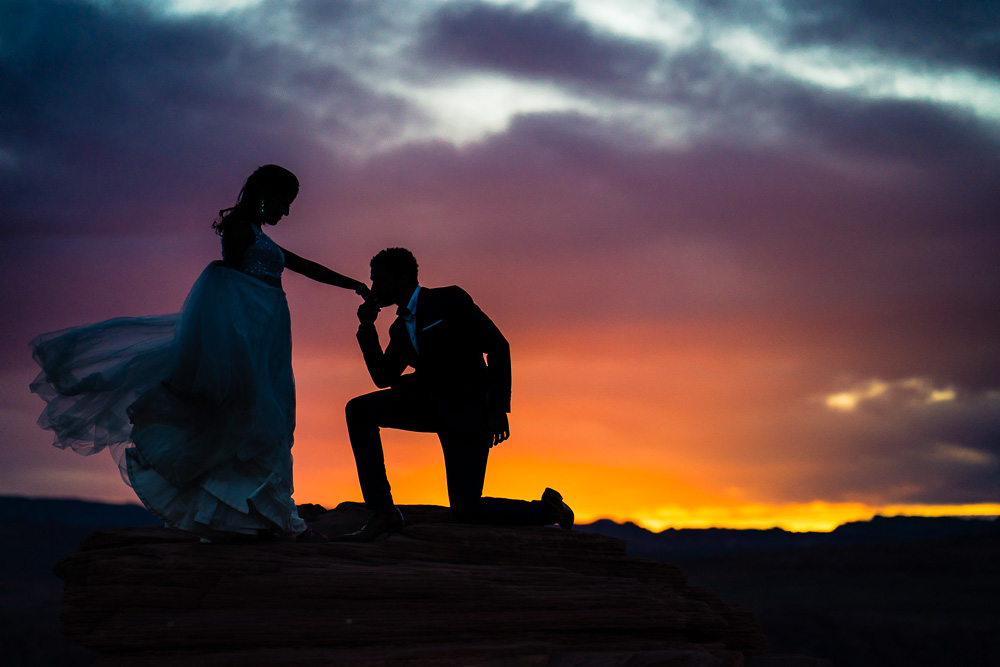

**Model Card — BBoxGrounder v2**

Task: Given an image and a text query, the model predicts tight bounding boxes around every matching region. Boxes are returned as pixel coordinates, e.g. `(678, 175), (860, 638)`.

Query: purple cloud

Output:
(419, 1), (661, 85)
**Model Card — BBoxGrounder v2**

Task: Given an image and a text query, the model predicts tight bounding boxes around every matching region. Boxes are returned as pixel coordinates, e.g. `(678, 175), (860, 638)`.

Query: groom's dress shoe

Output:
(337, 506), (405, 542)
(541, 488), (574, 530)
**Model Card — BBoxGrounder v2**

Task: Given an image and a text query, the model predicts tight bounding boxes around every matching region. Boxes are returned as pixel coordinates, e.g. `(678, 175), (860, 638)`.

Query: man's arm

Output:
(469, 298), (511, 415)
(483, 321), (511, 446)
(356, 302), (409, 388)
(451, 287), (512, 445)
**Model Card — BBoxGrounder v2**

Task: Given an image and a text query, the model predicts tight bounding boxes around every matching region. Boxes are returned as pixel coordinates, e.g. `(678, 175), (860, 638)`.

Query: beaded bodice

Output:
(223, 224), (284, 286)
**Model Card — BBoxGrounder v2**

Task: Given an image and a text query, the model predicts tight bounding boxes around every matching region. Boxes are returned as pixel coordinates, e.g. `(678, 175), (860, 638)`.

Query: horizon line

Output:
(4, 494), (998, 534)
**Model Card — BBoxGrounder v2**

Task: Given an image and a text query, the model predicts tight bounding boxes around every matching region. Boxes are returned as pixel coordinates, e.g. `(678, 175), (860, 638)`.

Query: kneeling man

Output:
(343, 247), (573, 541)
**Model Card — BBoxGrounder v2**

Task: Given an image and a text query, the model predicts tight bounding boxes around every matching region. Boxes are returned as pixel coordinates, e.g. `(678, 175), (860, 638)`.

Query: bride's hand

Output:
(355, 283), (372, 300)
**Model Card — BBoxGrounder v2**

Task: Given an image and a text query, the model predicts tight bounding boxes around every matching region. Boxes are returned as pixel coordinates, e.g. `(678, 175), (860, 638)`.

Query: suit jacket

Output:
(357, 286), (512, 424)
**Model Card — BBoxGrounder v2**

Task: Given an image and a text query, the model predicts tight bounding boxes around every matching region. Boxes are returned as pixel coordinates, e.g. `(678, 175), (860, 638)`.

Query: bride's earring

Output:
(259, 199), (266, 217)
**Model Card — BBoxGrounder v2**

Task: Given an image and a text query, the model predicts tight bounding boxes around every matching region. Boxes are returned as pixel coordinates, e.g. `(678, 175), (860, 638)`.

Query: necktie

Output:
(398, 307), (417, 351)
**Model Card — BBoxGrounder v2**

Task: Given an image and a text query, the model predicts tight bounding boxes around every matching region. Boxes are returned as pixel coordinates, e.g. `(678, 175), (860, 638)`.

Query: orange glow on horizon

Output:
(287, 436), (1000, 533)
(280, 324), (1000, 535)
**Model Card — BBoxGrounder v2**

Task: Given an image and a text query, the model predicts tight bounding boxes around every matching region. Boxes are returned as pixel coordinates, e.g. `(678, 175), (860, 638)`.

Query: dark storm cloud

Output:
(633, 43), (1000, 202)
(782, 386), (1000, 505)
(780, 0), (1000, 77)
(291, 0), (356, 25)
(291, 0), (400, 39)
(340, 101), (999, 255)
(414, 0), (799, 145)
(686, 0), (1000, 76)
(418, 1), (661, 84)
(413, 0), (1000, 203)
(783, 92), (1000, 169)
(0, 0), (409, 236)
(1, 0), (247, 229)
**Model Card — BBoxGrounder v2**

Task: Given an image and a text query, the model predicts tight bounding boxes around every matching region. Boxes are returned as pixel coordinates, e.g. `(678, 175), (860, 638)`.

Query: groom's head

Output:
(370, 247), (419, 307)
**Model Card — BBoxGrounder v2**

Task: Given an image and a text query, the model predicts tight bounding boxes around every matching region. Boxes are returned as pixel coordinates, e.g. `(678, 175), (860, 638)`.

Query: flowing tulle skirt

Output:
(30, 262), (306, 535)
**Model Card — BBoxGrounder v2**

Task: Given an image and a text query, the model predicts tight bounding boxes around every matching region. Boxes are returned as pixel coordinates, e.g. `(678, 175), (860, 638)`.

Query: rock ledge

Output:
(56, 502), (770, 666)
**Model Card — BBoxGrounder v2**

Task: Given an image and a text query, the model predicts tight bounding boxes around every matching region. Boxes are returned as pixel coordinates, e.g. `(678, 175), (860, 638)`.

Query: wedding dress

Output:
(30, 224), (307, 535)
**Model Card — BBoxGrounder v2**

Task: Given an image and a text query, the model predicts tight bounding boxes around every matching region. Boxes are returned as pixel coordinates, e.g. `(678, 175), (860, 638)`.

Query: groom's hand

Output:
(357, 300), (381, 327)
(488, 412), (509, 447)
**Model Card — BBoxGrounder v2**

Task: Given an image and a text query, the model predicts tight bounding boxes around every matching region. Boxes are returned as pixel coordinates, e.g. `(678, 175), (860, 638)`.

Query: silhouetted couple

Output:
(30, 165), (571, 543)
(340, 248), (573, 541)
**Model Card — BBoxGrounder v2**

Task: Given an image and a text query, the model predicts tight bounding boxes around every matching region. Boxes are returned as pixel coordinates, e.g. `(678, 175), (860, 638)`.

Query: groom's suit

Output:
(359, 285), (510, 429)
(347, 285), (551, 525)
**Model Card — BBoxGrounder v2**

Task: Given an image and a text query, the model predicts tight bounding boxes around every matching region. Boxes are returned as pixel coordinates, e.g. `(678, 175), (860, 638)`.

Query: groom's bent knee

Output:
(346, 394), (377, 425)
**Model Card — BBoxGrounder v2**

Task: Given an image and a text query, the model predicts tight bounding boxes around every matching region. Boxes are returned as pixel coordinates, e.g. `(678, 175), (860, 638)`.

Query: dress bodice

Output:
(223, 224), (285, 286)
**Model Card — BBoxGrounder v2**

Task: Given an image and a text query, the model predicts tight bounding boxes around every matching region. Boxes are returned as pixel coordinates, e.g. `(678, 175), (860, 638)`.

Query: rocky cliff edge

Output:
(54, 502), (789, 666)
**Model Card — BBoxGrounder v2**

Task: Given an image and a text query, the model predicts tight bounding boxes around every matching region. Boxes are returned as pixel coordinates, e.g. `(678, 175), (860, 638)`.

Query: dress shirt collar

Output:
(397, 285), (421, 319)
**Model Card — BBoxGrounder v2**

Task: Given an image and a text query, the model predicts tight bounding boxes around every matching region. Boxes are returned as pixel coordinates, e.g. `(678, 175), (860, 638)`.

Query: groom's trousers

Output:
(346, 386), (554, 525)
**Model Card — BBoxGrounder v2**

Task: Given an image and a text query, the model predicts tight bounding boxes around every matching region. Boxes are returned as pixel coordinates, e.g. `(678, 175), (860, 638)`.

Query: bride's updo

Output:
(213, 165), (299, 235)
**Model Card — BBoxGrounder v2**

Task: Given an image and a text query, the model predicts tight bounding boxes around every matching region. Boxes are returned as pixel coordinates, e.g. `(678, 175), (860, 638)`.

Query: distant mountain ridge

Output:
(577, 514), (1000, 559)
(0, 495), (159, 527)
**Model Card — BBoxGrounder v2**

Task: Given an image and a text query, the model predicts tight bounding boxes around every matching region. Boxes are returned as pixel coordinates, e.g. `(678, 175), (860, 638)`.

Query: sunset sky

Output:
(2, 0), (998, 531)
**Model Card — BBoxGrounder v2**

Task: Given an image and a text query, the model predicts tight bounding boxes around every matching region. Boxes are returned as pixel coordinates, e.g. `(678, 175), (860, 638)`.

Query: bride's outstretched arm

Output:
(281, 247), (366, 292)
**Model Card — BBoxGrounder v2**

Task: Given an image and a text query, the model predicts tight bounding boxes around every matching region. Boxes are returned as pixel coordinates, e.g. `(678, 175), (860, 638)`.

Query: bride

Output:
(31, 165), (364, 541)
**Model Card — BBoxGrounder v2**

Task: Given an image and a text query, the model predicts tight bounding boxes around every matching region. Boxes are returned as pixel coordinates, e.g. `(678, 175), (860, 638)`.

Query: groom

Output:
(341, 247), (573, 541)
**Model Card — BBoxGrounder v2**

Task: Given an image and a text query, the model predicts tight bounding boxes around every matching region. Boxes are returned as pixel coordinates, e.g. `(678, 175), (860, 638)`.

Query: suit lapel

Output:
(413, 287), (429, 353)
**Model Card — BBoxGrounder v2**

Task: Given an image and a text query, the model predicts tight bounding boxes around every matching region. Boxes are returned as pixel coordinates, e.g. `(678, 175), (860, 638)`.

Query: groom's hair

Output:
(371, 247), (418, 283)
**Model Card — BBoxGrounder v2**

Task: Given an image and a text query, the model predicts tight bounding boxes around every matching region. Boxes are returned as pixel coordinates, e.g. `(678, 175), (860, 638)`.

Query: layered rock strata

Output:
(56, 502), (768, 666)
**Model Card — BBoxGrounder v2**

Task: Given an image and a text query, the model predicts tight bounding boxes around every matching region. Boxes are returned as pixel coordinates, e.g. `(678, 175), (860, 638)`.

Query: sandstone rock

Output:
(55, 502), (770, 666)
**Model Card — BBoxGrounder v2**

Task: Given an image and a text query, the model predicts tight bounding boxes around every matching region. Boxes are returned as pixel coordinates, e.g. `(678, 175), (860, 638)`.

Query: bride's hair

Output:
(213, 164), (299, 235)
